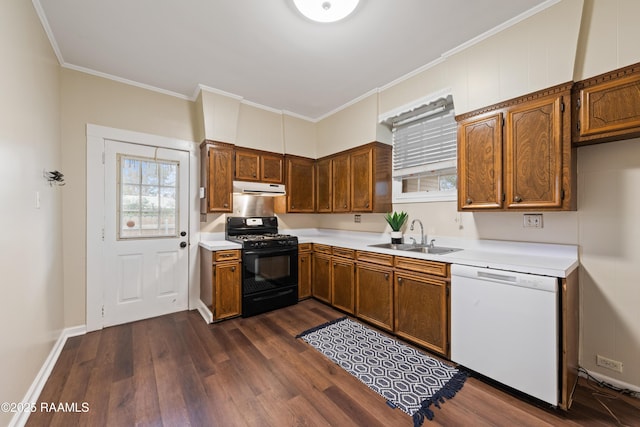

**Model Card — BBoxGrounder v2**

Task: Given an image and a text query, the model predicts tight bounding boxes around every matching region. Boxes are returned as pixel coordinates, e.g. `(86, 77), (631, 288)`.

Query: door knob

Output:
(180, 242), (187, 248)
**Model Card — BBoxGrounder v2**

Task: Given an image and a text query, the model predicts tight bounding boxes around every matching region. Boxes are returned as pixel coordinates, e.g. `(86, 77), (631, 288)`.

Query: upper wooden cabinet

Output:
(505, 95), (564, 209)
(351, 144), (392, 212)
(332, 154), (351, 212)
(235, 147), (284, 184)
(200, 140), (234, 213)
(317, 142), (392, 214)
(457, 82), (576, 211)
(573, 62), (640, 145)
(284, 155), (315, 213)
(457, 113), (503, 210)
(316, 158), (332, 212)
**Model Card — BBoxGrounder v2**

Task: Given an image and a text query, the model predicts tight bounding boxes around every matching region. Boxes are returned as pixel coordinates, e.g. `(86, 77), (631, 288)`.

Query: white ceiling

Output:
(34, 0), (551, 121)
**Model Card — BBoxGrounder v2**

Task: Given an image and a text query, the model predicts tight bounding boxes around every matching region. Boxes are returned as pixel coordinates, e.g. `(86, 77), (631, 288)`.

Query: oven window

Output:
(250, 255), (290, 282)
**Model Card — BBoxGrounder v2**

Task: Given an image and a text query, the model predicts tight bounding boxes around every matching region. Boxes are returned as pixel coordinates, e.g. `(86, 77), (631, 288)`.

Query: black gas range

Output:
(225, 217), (298, 317)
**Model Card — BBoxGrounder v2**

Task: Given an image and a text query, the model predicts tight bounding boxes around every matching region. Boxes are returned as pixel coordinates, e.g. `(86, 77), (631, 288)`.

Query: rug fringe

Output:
(412, 370), (468, 426)
(295, 316), (347, 339)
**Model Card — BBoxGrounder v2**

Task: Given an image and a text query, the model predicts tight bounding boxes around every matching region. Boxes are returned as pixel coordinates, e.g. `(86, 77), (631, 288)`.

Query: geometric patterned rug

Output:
(296, 317), (467, 427)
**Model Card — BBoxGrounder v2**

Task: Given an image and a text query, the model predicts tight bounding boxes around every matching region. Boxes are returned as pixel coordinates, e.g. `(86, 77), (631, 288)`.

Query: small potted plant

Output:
(384, 211), (408, 244)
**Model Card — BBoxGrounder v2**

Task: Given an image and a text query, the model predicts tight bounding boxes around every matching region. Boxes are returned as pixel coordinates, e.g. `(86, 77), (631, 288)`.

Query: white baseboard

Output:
(579, 369), (640, 395)
(9, 325), (86, 427)
(196, 300), (213, 324)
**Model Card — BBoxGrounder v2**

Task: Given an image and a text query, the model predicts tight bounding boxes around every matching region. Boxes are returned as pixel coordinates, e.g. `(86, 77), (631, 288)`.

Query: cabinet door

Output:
(287, 157), (315, 212)
(355, 263), (393, 332)
(505, 95), (563, 209)
(457, 113), (503, 210)
(235, 150), (260, 181)
(312, 253), (331, 303)
(332, 258), (355, 314)
(332, 154), (350, 212)
(394, 271), (448, 356)
(298, 251), (312, 299)
(579, 72), (640, 139)
(261, 153), (284, 183)
(351, 147), (373, 212)
(316, 158), (332, 212)
(214, 262), (241, 320)
(205, 145), (233, 213)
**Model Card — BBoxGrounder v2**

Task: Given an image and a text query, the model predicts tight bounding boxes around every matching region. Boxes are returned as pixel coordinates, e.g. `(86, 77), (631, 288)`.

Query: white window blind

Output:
(386, 94), (458, 202)
(391, 97), (457, 177)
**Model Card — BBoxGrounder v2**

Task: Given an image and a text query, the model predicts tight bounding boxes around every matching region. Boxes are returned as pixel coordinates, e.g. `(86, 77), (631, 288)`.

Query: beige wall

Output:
(199, 89), (241, 144)
(235, 103), (284, 152)
(316, 93), (386, 157)
(60, 68), (197, 327)
(0, 1), (64, 424)
(572, 0), (640, 390)
(283, 114), (316, 158)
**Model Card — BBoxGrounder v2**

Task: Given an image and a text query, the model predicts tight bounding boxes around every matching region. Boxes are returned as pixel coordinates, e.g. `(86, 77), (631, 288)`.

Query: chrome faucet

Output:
(409, 219), (425, 245)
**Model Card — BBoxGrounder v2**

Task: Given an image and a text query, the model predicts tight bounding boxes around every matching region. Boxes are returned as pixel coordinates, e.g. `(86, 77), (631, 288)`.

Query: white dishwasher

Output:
(450, 264), (559, 406)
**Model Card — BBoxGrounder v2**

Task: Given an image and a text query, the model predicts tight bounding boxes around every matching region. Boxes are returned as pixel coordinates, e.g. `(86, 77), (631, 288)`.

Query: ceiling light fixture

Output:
(293, 0), (360, 23)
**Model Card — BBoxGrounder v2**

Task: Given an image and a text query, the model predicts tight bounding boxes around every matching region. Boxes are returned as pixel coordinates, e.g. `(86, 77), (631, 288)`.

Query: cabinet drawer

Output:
(298, 243), (312, 252)
(313, 244), (332, 255)
(214, 249), (241, 262)
(394, 256), (449, 277)
(332, 246), (355, 259)
(356, 250), (394, 266)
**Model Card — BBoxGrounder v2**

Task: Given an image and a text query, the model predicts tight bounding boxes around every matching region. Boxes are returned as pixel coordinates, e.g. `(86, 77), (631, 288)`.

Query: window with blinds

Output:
(388, 94), (457, 203)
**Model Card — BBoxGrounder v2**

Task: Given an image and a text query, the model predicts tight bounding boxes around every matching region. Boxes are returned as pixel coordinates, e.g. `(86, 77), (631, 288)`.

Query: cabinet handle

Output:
(384, 273), (389, 280)
(465, 198), (472, 205)
(253, 173), (257, 178)
(366, 202), (369, 208)
(231, 266), (236, 272)
(398, 277), (403, 285)
(343, 204), (347, 208)
(514, 195), (522, 203)
(223, 203), (229, 208)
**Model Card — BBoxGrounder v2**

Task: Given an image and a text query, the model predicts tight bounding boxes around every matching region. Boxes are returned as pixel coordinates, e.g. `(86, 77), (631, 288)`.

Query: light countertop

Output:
(200, 229), (579, 278)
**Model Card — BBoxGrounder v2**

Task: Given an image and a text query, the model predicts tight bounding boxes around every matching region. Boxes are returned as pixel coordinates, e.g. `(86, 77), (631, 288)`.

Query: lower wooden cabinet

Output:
(200, 248), (242, 321)
(298, 243), (312, 299)
(394, 270), (449, 355)
(332, 257), (355, 314)
(310, 245), (450, 355)
(355, 262), (394, 332)
(312, 252), (332, 303)
(214, 259), (241, 320)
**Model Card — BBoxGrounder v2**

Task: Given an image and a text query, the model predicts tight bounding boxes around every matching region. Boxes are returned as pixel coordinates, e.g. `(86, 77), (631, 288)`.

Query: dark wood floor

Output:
(27, 299), (640, 426)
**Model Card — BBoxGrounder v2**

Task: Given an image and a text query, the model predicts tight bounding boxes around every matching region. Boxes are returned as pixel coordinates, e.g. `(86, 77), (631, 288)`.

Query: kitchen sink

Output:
(405, 246), (463, 255)
(367, 243), (419, 251)
(367, 243), (462, 255)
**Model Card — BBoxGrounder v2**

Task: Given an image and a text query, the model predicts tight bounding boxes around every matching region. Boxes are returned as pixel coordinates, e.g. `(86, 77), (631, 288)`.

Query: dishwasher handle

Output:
(476, 270), (517, 283)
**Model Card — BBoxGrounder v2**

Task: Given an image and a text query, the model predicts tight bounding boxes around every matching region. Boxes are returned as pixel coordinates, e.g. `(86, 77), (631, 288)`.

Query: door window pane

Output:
(118, 155), (179, 239)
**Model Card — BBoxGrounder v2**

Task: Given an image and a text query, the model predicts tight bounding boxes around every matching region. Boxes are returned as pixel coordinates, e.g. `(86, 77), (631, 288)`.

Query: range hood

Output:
(233, 180), (286, 196)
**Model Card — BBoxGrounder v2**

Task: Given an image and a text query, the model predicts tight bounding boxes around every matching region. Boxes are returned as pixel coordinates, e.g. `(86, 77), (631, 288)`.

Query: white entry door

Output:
(103, 140), (189, 327)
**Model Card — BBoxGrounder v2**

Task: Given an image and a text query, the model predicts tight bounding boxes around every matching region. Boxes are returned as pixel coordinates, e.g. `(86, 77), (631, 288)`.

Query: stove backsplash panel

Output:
(232, 194), (275, 217)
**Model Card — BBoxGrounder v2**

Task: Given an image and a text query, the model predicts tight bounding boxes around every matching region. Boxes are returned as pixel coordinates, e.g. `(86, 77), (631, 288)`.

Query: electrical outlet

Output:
(354, 214), (361, 223)
(523, 213), (543, 228)
(596, 355), (623, 373)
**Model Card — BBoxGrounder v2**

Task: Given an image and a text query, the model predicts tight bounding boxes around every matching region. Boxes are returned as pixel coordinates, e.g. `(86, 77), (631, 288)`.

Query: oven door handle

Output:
(243, 247), (298, 257)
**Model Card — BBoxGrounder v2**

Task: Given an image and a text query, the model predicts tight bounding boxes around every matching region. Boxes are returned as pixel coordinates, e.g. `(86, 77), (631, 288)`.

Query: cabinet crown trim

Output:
(455, 82), (573, 122)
